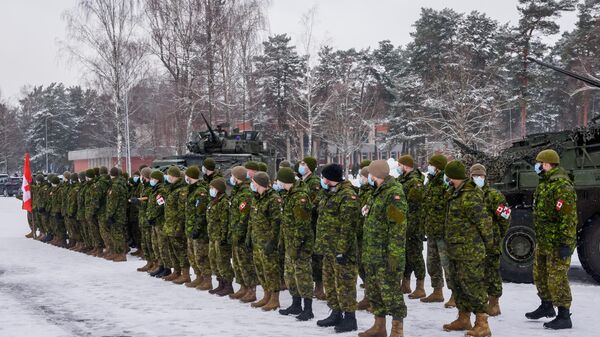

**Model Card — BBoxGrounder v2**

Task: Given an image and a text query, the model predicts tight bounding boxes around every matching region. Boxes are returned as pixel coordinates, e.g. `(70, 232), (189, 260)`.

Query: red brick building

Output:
(68, 147), (156, 173)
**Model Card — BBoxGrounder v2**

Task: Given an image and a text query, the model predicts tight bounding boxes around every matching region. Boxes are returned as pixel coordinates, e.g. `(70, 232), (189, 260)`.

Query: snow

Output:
(0, 197), (597, 337)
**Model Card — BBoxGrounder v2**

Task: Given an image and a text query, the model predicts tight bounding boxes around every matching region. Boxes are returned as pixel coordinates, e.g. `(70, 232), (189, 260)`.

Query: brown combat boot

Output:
(137, 261), (153, 272)
(401, 277), (412, 294)
(444, 293), (456, 308)
(25, 231), (34, 239)
(408, 279), (426, 299)
(420, 287), (444, 303)
(148, 263), (161, 275)
(358, 315), (386, 337)
(240, 286), (257, 303)
(390, 319), (403, 337)
(164, 269), (179, 281)
(131, 249), (143, 257)
(357, 295), (371, 311)
(251, 291), (271, 308)
(197, 276), (214, 291)
(313, 282), (326, 300)
(185, 276), (202, 288)
(466, 313), (491, 337)
(261, 291), (280, 311)
(443, 311), (473, 331)
(209, 278), (224, 294)
(216, 280), (234, 296)
(229, 285), (248, 299)
(486, 296), (501, 316)
(173, 268), (191, 284)
(113, 254), (127, 262)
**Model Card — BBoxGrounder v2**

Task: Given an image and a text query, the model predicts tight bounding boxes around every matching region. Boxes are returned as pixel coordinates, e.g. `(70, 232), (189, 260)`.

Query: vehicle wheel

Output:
(2, 189), (7, 197)
(577, 218), (600, 284)
(500, 225), (536, 283)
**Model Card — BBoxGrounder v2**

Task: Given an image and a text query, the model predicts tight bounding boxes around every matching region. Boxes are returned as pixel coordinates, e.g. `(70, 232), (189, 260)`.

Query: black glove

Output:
(191, 229), (200, 240)
(39, 207), (46, 213)
(130, 197), (139, 205)
(265, 241), (275, 254)
(423, 236), (428, 242)
(147, 219), (156, 226)
(245, 236), (252, 249)
(558, 246), (572, 260)
(54, 213), (63, 220)
(336, 253), (349, 265)
(107, 217), (115, 226)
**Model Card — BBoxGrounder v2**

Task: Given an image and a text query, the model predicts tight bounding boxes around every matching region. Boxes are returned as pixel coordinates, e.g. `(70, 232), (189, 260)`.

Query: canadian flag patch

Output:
(556, 199), (564, 211)
(156, 195), (165, 206)
(239, 201), (247, 210)
(495, 204), (511, 220)
(361, 205), (369, 217)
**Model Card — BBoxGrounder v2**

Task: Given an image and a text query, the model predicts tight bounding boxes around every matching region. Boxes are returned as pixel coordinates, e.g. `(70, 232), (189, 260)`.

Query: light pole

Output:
(45, 115), (49, 173)
(124, 88), (132, 175)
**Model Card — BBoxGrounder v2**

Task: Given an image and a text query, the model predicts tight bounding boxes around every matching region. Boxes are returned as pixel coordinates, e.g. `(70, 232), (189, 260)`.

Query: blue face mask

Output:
(150, 179), (158, 187)
(534, 163), (543, 175)
(443, 174), (450, 187)
(272, 182), (283, 192)
(396, 166), (404, 176)
(164, 176), (170, 184)
(320, 178), (329, 190)
(473, 176), (485, 188)
(209, 188), (217, 198)
(368, 174), (375, 187)
(250, 182), (257, 192)
(246, 172), (251, 179)
(427, 165), (437, 176)
(133, 176), (140, 183)
(299, 165), (307, 176)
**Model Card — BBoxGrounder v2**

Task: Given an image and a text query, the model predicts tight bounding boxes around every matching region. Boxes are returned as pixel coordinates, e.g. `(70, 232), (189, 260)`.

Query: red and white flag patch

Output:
(239, 201), (247, 210)
(156, 195), (165, 206)
(495, 204), (511, 219)
(361, 205), (369, 217)
(555, 199), (564, 211)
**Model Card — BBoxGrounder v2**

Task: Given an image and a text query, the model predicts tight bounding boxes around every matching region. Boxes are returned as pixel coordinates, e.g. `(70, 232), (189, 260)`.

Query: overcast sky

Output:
(0, 0), (578, 103)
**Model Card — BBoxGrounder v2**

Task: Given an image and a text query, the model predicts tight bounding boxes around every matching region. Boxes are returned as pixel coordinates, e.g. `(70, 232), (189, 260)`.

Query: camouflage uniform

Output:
(422, 171), (451, 289)
(77, 180), (91, 248)
(95, 175), (112, 249)
(204, 170), (223, 185)
(185, 181), (211, 280)
(65, 180), (81, 243)
(207, 193), (233, 282)
(533, 167), (577, 309)
(84, 176), (104, 249)
(48, 183), (66, 241)
(127, 180), (142, 249)
(38, 183), (51, 236)
(31, 181), (45, 235)
(163, 178), (188, 270)
(363, 176), (408, 319)
(481, 184), (510, 298)
(105, 176), (129, 255)
(137, 182), (154, 262)
(445, 179), (493, 314)
(357, 183), (375, 282)
(229, 180), (258, 288)
(315, 180), (359, 312)
(280, 183), (314, 298)
(297, 174), (323, 284)
(146, 182), (170, 268)
(398, 169), (425, 280)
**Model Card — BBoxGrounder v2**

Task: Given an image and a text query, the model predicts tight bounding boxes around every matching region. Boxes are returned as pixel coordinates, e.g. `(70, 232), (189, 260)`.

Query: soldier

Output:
(470, 164), (510, 316)
(279, 160), (292, 169)
(277, 167), (315, 320)
(128, 169), (143, 257)
(257, 162), (268, 173)
(247, 171), (283, 311)
(359, 160), (407, 337)
(228, 166), (258, 302)
(421, 154), (452, 305)
(38, 175), (52, 242)
(65, 173), (81, 250)
(315, 163), (359, 333)
(183, 166), (213, 291)
(84, 169), (103, 256)
(202, 158), (222, 184)
(525, 150), (577, 330)
(162, 166), (190, 284)
(147, 170), (172, 278)
(31, 174), (46, 240)
(397, 155), (426, 299)
(207, 178), (234, 296)
(95, 167), (112, 258)
(442, 160), (493, 337)
(296, 156), (325, 300)
(136, 167), (156, 272)
(105, 167), (129, 262)
(357, 165), (375, 311)
(48, 174), (66, 247)
(245, 161), (259, 179)
(77, 171), (92, 253)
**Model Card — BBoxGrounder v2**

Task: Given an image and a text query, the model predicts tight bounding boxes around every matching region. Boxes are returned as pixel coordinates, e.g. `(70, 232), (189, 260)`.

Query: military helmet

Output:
(536, 149), (560, 164)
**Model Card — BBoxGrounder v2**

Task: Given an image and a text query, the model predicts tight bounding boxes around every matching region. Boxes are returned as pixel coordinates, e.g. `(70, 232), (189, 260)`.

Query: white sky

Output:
(0, 0), (578, 103)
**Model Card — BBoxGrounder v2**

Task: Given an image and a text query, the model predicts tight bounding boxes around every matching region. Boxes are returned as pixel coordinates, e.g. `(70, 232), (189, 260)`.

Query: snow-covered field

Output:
(0, 197), (597, 337)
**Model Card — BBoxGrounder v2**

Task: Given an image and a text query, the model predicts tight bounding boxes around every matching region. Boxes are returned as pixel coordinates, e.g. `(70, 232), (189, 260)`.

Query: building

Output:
(68, 147), (157, 173)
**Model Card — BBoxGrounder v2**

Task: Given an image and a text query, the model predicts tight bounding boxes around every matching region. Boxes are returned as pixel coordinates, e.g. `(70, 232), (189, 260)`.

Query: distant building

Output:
(67, 147), (157, 173)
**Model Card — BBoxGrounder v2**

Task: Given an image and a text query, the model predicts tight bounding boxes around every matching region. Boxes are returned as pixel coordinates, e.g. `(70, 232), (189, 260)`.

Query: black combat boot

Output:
(334, 311), (358, 333)
(156, 267), (171, 278)
(525, 300), (556, 320)
(279, 296), (302, 316)
(316, 310), (343, 327)
(297, 298), (314, 321)
(149, 266), (164, 277)
(543, 307), (572, 330)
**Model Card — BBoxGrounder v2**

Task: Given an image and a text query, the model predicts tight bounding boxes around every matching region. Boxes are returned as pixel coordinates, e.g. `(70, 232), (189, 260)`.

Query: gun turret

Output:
(527, 57), (600, 88)
(201, 113), (221, 145)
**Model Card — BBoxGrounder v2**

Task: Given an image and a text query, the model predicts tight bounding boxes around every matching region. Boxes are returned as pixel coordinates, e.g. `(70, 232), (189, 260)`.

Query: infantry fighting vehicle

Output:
(456, 57), (600, 284)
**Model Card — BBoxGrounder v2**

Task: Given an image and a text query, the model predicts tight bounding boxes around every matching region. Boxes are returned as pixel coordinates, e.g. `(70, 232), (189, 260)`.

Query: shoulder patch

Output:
(156, 194), (165, 205)
(361, 205), (369, 217)
(239, 201), (247, 210)
(495, 203), (511, 219)
(555, 199), (564, 211)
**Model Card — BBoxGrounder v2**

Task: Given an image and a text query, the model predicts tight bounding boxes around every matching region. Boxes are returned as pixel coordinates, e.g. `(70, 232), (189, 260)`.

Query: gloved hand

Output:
(336, 253), (349, 265)
(422, 236), (428, 242)
(191, 229), (200, 240)
(265, 240), (276, 254)
(387, 254), (399, 273)
(558, 246), (572, 260)
(107, 217), (115, 226)
(147, 219), (156, 226)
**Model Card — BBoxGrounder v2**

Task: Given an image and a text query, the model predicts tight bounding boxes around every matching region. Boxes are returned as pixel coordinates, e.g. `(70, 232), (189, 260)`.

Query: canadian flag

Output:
(21, 153), (33, 212)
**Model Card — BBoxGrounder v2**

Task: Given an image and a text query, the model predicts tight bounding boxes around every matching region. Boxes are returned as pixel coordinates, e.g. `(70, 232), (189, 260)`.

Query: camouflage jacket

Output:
(77, 181), (89, 221)
(84, 178), (99, 220)
(31, 183), (40, 211)
(95, 175), (112, 218)
(533, 166), (578, 250)
(357, 183), (375, 245)
(315, 180), (360, 257)
(163, 178), (187, 237)
(127, 181), (142, 221)
(280, 183), (314, 257)
(398, 169), (425, 238)
(145, 182), (168, 227)
(185, 182), (209, 240)
(444, 179), (494, 260)
(362, 176), (408, 267)
(60, 183), (70, 216)
(422, 171), (447, 239)
(203, 170), (223, 186)
(66, 182), (80, 218)
(206, 193), (229, 243)
(38, 183), (51, 212)
(481, 184), (510, 253)
(137, 182), (152, 226)
(48, 184), (63, 216)
(297, 173), (321, 233)
(248, 189), (283, 250)
(228, 180), (253, 245)
(105, 177), (128, 225)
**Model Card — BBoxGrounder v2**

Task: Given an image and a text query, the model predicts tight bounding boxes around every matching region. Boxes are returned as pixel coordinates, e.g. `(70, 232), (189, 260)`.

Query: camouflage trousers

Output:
(140, 226), (155, 262)
(533, 246), (572, 308)
(167, 235), (189, 270)
(98, 219), (112, 250)
(187, 237), (212, 279)
(284, 253), (313, 299)
(110, 222), (128, 255)
(50, 215), (66, 240)
(253, 247), (280, 292)
(127, 218), (141, 248)
(365, 263), (407, 319)
(78, 217), (91, 247)
(485, 252), (503, 297)
(232, 245), (258, 287)
(88, 217), (104, 248)
(404, 234), (426, 280)
(426, 238), (452, 289)
(40, 213), (51, 235)
(312, 254), (323, 283)
(152, 226), (174, 268)
(64, 216), (80, 242)
(449, 258), (487, 313)
(322, 254), (358, 312)
(33, 211), (43, 234)
(208, 240), (234, 282)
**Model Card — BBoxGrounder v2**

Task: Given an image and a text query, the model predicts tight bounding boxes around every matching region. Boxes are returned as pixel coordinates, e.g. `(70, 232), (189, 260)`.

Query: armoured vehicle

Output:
(456, 57), (600, 284)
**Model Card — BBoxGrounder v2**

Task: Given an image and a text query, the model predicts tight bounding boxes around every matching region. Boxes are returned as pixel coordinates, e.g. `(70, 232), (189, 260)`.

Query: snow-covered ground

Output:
(0, 197), (597, 337)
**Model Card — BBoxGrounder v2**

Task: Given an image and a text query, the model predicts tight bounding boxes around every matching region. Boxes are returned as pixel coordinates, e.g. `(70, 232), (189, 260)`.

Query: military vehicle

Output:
(151, 114), (278, 177)
(456, 57), (600, 284)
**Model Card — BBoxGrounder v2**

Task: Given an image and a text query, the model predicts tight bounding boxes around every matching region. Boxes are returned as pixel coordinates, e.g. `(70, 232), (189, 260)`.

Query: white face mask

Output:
(427, 165), (437, 176)
(202, 166), (207, 174)
(229, 176), (237, 186)
(209, 188), (218, 198)
(473, 176), (485, 188)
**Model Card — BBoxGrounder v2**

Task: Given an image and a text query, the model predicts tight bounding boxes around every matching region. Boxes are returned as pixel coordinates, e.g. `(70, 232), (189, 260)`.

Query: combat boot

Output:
(543, 307), (572, 330)
(390, 319), (403, 337)
(173, 268), (191, 284)
(486, 296), (501, 316)
(334, 312), (358, 333)
(357, 295), (371, 311)
(262, 291), (280, 311)
(131, 249), (143, 257)
(279, 296), (302, 315)
(113, 254), (127, 262)
(408, 279), (426, 299)
(240, 286), (256, 302)
(164, 269), (180, 281)
(314, 282), (326, 300)
(156, 267), (171, 278)
(444, 293), (456, 308)
(185, 276), (202, 288)
(358, 315), (386, 337)
(216, 280), (234, 296)
(148, 264), (162, 276)
(209, 278), (224, 294)
(229, 285), (248, 299)
(25, 231), (34, 239)
(443, 311), (473, 331)
(296, 298), (314, 321)
(525, 300), (556, 320)
(137, 261), (153, 272)
(465, 313), (491, 337)
(420, 287), (444, 303)
(401, 277), (412, 294)
(316, 310), (342, 327)
(197, 276), (214, 291)
(251, 291), (271, 308)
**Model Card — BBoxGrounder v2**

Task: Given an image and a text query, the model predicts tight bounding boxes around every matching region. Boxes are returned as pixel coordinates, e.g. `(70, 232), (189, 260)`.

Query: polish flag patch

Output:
(495, 204), (511, 219)
(556, 199), (564, 211)
(156, 195), (165, 206)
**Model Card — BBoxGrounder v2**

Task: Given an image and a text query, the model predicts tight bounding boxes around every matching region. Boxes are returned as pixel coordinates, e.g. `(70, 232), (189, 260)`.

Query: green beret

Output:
(141, 167), (152, 179)
(359, 160), (371, 169)
(257, 162), (268, 172)
(279, 160), (291, 168)
(93, 167), (100, 176)
(445, 160), (467, 180)
(429, 154), (448, 171)
(209, 177), (227, 193)
(302, 156), (317, 172)
(244, 161), (259, 171)
(70, 174), (79, 182)
(536, 149), (560, 164)
(203, 158), (216, 171)
(49, 175), (60, 185)
(277, 167), (296, 184)
(167, 165), (181, 178)
(86, 169), (96, 179)
(35, 174), (44, 182)
(79, 172), (86, 181)
(150, 170), (164, 181)
(99, 166), (109, 175)
(185, 166), (200, 180)
(398, 155), (414, 168)
(110, 167), (120, 177)
(253, 171), (271, 188)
